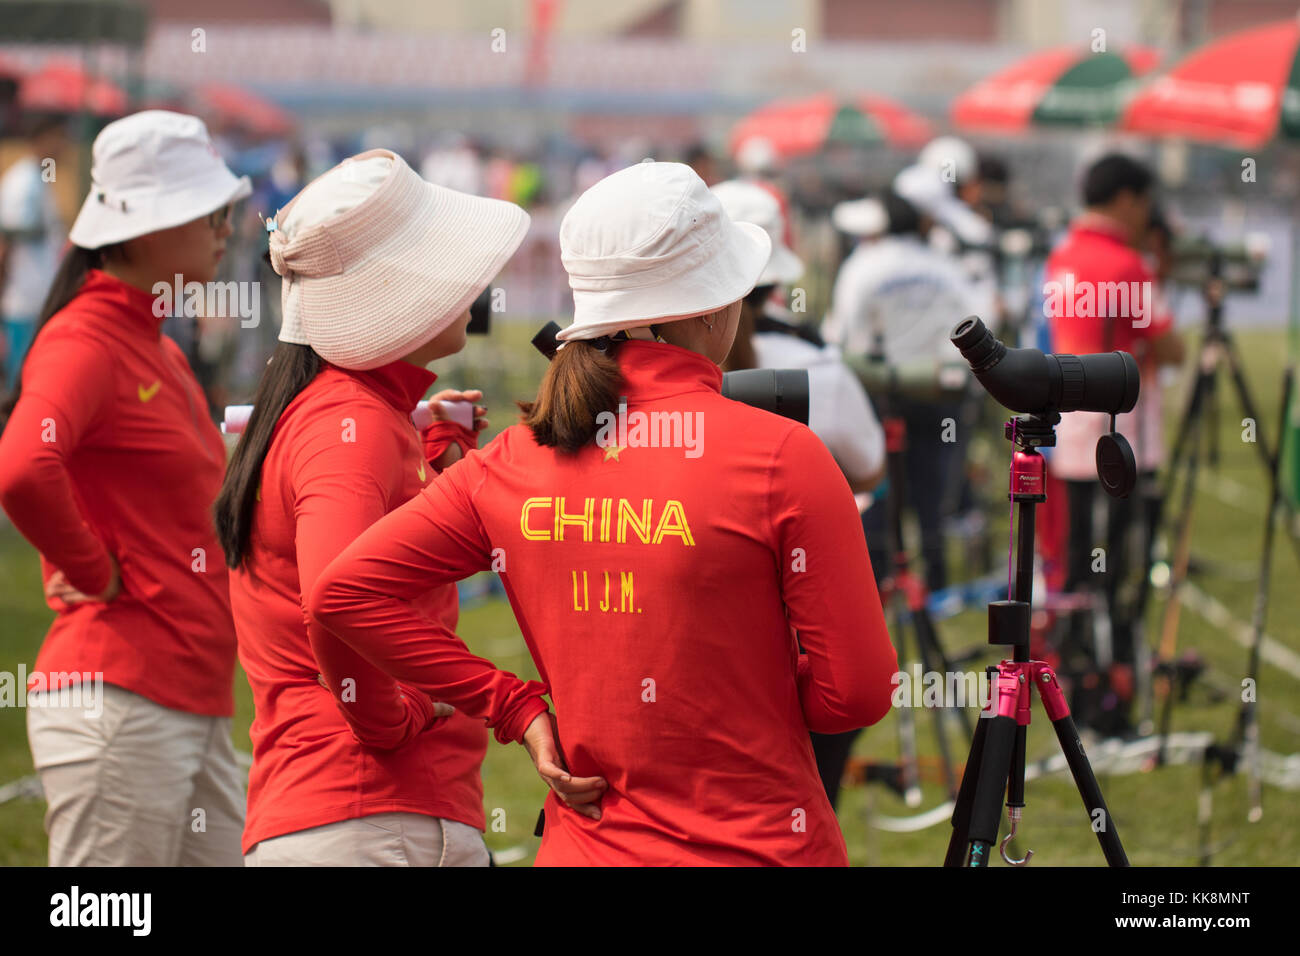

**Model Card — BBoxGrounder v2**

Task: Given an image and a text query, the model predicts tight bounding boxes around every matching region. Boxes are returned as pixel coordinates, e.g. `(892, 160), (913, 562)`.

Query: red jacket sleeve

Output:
(0, 333), (116, 596)
(290, 410), (440, 750)
(422, 420), (478, 467)
(309, 453), (550, 745)
(769, 424), (898, 733)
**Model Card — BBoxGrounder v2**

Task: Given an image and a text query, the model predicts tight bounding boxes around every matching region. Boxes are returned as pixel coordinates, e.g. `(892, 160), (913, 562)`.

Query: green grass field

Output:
(1, 326), (1297, 866)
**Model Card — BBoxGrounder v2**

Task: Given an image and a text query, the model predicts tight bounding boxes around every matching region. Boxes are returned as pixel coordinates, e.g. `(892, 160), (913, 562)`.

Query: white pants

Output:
(244, 812), (491, 867)
(26, 683), (244, 867)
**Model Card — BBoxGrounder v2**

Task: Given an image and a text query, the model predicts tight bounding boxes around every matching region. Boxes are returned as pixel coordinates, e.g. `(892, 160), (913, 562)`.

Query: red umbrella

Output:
(729, 92), (935, 160)
(193, 83), (294, 139)
(18, 61), (126, 116)
(953, 44), (1160, 132)
(1122, 19), (1300, 148)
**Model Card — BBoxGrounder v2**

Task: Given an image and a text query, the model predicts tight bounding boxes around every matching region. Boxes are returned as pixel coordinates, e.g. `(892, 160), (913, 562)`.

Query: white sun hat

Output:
(735, 136), (778, 175)
(918, 135), (978, 184)
(268, 148), (529, 370)
(556, 161), (771, 342)
(68, 110), (252, 249)
(893, 163), (992, 247)
(710, 179), (803, 285)
(832, 196), (888, 238)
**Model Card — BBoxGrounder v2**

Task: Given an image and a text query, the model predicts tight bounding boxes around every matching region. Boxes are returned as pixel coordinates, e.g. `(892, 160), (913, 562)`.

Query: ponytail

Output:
(0, 244), (106, 435)
(214, 342), (321, 568)
(517, 339), (623, 453)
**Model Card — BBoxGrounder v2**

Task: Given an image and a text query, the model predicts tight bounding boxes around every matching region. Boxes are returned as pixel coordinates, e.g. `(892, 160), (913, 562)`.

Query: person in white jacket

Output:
(823, 169), (983, 596)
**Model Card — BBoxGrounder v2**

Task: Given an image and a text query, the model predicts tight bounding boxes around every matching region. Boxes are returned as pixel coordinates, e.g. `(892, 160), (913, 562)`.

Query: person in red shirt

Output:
(311, 162), (899, 866)
(1043, 152), (1185, 734)
(0, 110), (248, 865)
(215, 149), (600, 867)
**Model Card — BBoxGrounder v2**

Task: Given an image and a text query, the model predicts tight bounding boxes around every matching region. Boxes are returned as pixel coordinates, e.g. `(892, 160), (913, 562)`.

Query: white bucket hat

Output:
(556, 161), (770, 342)
(710, 179), (803, 285)
(832, 196), (888, 238)
(269, 148), (529, 370)
(68, 110), (252, 249)
(918, 135), (978, 184)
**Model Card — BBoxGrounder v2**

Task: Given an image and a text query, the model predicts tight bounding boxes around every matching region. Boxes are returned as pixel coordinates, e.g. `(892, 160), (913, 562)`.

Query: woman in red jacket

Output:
(0, 110), (248, 865)
(215, 149), (600, 867)
(311, 161), (899, 866)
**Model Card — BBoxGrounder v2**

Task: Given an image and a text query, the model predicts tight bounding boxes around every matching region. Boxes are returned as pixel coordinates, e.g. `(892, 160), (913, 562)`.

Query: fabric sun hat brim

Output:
(759, 242), (803, 286)
(556, 220), (772, 342)
(279, 151), (530, 370)
(68, 170), (252, 249)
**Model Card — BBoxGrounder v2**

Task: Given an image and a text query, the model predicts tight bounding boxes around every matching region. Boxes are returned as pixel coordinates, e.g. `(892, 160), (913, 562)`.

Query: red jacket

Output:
(312, 340), (897, 866)
(1045, 216), (1172, 356)
(229, 358), (546, 853)
(0, 269), (236, 716)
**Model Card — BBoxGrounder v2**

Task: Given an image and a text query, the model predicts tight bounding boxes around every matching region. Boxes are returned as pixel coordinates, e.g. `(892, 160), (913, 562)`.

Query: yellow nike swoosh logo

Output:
(417, 462), (427, 482)
(137, 380), (161, 402)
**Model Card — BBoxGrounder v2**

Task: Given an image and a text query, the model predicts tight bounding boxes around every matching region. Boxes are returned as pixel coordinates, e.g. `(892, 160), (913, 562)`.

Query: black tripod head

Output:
(1005, 412), (1061, 450)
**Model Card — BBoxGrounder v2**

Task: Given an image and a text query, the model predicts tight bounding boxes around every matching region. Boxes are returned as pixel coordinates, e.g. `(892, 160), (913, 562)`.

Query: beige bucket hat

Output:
(269, 148), (529, 370)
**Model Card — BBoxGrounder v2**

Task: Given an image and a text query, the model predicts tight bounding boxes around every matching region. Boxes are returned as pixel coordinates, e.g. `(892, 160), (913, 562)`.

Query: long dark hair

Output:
(214, 342), (321, 568)
(0, 244), (108, 434)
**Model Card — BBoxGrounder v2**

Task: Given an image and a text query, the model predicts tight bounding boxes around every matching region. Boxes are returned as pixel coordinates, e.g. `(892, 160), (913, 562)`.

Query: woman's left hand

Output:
(522, 711), (607, 821)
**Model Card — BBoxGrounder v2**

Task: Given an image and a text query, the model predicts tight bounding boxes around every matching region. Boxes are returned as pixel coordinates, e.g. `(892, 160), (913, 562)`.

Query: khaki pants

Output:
(244, 812), (490, 867)
(26, 683), (244, 867)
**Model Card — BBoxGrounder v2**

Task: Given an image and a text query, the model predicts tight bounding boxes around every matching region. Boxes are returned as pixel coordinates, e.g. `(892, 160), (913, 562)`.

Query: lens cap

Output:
(1096, 433), (1136, 499)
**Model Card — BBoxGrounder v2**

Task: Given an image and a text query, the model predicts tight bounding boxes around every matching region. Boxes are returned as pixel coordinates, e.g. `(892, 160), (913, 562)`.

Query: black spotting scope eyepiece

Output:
(950, 315), (1139, 416)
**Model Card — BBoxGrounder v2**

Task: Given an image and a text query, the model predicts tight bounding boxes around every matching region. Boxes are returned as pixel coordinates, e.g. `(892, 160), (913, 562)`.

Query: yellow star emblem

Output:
(417, 461), (427, 482)
(603, 444), (626, 462)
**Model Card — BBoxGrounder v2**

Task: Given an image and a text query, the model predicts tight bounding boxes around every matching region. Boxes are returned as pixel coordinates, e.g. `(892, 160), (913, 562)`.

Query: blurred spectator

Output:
(917, 136), (997, 323)
(975, 154), (1011, 227)
(736, 135), (794, 249)
(1, 113), (68, 389)
(685, 141), (718, 186)
(1045, 153), (1185, 735)
(824, 178), (981, 593)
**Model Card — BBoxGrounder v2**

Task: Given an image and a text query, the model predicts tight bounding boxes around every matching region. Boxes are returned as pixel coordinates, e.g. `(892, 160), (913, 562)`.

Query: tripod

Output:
(1132, 275), (1300, 754)
(1194, 365), (1295, 861)
(945, 413), (1129, 866)
(861, 365), (976, 808)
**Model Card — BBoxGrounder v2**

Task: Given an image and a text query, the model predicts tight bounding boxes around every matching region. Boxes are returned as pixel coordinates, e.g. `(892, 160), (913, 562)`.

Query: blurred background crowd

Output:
(1, 0), (1298, 408)
(2, 0), (1300, 865)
